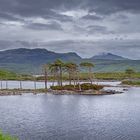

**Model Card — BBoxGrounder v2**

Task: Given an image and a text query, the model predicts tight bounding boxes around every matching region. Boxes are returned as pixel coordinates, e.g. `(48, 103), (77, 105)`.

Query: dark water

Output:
(0, 87), (140, 140)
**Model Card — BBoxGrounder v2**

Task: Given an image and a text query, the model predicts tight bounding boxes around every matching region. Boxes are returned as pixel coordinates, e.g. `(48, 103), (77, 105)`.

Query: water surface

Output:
(0, 84), (140, 140)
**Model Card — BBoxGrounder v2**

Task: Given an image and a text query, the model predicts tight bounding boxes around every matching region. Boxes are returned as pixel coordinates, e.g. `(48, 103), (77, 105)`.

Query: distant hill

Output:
(0, 48), (81, 64)
(0, 48), (140, 73)
(86, 59), (140, 72)
(90, 53), (128, 60)
(0, 48), (82, 73)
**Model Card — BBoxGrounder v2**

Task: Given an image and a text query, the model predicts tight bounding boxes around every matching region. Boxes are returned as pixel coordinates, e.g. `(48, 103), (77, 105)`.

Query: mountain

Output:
(0, 48), (140, 73)
(0, 48), (82, 64)
(90, 53), (128, 60)
(0, 48), (82, 73)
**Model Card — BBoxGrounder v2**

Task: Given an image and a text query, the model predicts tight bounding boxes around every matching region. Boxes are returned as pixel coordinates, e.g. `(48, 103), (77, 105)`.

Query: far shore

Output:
(0, 79), (139, 82)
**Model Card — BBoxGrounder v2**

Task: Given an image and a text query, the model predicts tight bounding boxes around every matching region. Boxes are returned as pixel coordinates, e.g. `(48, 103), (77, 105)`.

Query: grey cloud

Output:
(0, 40), (39, 50)
(43, 12), (73, 22)
(112, 14), (130, 24)
(43, 39), (140, 59)
(86, 25), (114, 34)
(0, 0), (140, 31)
(0, 0), (140, 59)
(0, 12), (25, 24)
(0, 0), (83, 17)
(1, 0), (140, 19)
(25, 22), (63, 31)
(87, 0), (140, 15)
(0, 12), (19, 21)
(0, 39), (140, 59)
(82, 14), (102, 20)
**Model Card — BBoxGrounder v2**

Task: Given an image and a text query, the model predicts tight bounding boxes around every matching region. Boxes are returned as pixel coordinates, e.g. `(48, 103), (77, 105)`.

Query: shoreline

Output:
(0, 81), (135, 96)
(0, 88), (123, 96)
(47, 89), (123, 95)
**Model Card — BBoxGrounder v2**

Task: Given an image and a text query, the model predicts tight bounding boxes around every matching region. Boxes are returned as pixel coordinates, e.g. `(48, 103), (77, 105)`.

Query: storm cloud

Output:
(0, 0), (140, 59)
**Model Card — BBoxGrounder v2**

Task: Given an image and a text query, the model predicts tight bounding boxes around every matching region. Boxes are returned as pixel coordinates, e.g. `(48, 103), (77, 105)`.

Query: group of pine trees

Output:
(43, 59), (95, 89)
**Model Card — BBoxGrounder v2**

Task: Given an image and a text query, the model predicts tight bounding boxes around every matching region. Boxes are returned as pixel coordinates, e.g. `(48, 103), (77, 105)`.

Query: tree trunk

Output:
(52, 73), (55, 86)
(77, 72), (81, 91)
(57, 71), (60, 86)
(60, 67), (63, 86)
(6, 80), (8, 89)
(73, 72), (76, 88)
(34, 80), (37, 90)
(44, 69), (48, 89)
(0, 81), (2, 90)
(89, 67), (93, 84)
(69, 72), (72, 85)
(19, 81), (22, 89)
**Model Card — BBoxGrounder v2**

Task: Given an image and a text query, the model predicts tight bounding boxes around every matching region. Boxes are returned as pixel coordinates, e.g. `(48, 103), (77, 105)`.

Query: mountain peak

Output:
(91, 52), (128, 60)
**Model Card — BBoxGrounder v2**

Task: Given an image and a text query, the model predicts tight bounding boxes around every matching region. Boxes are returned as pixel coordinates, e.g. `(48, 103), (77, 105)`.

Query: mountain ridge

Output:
(0, 48), (139, 73)
(90, 52), (129, 60)
(0, 48), (82, 64)
(0, 48), (129, 60)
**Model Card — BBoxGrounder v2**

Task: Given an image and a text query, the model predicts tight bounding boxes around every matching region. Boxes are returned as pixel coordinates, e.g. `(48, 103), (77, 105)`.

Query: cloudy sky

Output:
(0, 0), (140, 59)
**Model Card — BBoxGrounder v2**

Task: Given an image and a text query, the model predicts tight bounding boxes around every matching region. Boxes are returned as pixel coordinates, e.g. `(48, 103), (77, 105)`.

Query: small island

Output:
(0, 59), (128, 96)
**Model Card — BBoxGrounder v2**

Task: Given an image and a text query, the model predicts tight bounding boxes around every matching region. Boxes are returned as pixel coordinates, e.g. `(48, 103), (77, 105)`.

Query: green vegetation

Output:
(80, 83), (103, 90)
(48, 59), (65, 87)
(0, 70), (17, 80)
(122, 80), (140, 86)
(1, 69), (140, 82)
(0, 131), (18, 140)
(65, 62), (78, 85)
(0, 60), (140, 92)
(0, 69), (33, 81)
(41, 60), (103, 91)
(125, 68), (135, 75)
(40, 63), (139, 82)
(80, 62), (94, 84)
(94, 72), (140, 80)
(43, 59), (95, 88)
(1, 48), (140, 74)
(125, 68), (136, 78)
(50, 83), (104, 91)
(36, 72), (140, 81)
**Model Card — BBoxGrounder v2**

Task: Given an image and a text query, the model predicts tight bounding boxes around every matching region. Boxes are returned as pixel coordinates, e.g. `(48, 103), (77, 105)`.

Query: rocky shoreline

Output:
(0, 89), (43, 96)
(47, 89), (123, 95)
(0, 88), (123, 96)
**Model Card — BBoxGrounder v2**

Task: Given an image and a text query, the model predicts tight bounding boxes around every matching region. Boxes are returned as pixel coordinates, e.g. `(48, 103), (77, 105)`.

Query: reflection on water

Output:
(0, 86), (140, 140)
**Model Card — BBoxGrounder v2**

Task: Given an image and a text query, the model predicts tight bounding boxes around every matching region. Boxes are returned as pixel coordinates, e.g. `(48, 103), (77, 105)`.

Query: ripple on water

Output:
(0, 87), (140, 140)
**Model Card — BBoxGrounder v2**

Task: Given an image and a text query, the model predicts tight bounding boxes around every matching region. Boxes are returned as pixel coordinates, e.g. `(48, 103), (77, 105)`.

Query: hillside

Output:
(0, 69), (17, 80)
(0, 48), (81, 64)
(0, 48), (140, 73)
(87, 59), (140, 72)
(0, 48), (82, 73)
(90, 53), (128, 60)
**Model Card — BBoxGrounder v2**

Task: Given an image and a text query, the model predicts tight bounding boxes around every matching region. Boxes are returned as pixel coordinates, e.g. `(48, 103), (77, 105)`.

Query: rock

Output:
(123, 88), (128, 91)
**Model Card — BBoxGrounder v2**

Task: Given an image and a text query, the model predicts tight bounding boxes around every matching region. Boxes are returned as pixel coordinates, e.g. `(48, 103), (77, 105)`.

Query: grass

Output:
(0, 131), (18, 140)
(36, 72), (140, 81)
(0, 70), (17, 80)
(79, 72), (140, 80)
(94, 72), (140, 80)
(1, 68), (140, 81)
(122, 80), (140, 86)
(0, 69), (33, 81)
(50, 83), (104, 91)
